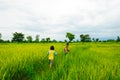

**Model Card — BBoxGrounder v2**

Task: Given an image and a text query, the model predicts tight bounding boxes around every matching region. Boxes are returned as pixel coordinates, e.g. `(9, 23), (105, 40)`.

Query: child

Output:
(48, 46), (57, 68)
(64, 42), (70, 55)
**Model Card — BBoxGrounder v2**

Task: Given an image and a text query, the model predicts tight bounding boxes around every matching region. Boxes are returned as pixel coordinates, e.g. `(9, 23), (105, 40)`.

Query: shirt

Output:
(48, 50), (57, 60)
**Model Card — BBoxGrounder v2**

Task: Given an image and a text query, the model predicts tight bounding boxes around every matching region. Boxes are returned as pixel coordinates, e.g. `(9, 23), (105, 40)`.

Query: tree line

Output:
(0, 32), (120, 43)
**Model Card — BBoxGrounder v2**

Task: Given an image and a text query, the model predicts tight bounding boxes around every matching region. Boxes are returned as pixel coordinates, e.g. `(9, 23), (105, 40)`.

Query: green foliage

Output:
(96, 38), (99, 42)
(35, 35), (40, 42)
(107, 39), (115, 42)
(46, 37), (51, 42)
(0, 33), (2, 39)
(66, 32), (75, 42)
(26, 35), (33, 42)
(0, 43), (120, 80)
(52, 39), (57, 43)
(12, 32), (24, 42)
(41, 38), (46, 43)
(116, 36), (120, 42)
(80, 34), (91, 42)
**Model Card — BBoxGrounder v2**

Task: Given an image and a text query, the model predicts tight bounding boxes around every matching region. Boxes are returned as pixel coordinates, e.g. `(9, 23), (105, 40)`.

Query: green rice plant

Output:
(0, 42), (120, 80)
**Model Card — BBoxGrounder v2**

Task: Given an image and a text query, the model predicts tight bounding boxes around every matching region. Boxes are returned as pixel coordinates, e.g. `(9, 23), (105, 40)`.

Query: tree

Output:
(92, 38), (95, 42)
(116, 36), (120, 42)
(35, 34), (40, 42)
(26, 36), (32, 42)
(46, 37), (50, 42)
(0, 33), (3, 42)
(107, 39), (115, 42)
(76, 39), (79, 42)
(52, 39), (57, 43)
(80, 34), (91, 42)
(92, 38), (99, 42)
(64, 39), (67, 42)
(80, 34), (85, 42)
(96, 38), (99, 42)
(0, 33), (1, 40)
(66, 32), (75, 42)
(12, 32), (24, 42)
(41, 38), (45, 43)
(85, 34), (91, 42)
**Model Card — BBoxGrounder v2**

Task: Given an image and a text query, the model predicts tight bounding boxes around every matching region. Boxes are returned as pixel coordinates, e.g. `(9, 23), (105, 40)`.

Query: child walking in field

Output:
(48, 46), (57, 68)
(64, 42), (70, 55)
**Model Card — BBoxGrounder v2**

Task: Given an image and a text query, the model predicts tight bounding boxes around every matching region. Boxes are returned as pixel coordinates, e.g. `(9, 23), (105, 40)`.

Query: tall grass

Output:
(0, 43), (120, 80)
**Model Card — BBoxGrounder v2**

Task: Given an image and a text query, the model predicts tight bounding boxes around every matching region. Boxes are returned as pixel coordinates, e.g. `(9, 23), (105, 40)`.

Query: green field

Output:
(0, 43), (120, 80)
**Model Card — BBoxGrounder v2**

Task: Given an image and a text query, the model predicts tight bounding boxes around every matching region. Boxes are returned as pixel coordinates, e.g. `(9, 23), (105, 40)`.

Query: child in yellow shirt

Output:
(48, 46), (57, 68)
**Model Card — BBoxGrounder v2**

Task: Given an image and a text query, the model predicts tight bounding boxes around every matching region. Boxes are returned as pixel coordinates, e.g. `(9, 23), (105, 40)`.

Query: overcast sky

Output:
(0, 0), (120, 41)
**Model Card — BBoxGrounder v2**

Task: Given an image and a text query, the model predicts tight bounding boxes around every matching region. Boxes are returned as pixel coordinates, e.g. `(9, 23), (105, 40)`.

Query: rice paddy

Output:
(0, 42), (120, 80)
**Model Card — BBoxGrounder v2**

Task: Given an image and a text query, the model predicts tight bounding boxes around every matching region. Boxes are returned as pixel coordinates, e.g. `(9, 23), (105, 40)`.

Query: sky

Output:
(0, 0), (120, 41)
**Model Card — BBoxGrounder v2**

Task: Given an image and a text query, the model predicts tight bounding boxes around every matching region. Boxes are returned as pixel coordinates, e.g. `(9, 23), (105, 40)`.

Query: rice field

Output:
(0, 42), (120, 80)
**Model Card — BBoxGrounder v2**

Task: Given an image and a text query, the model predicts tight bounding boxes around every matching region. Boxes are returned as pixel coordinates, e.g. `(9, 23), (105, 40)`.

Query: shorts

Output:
(49, 60), (53, 64)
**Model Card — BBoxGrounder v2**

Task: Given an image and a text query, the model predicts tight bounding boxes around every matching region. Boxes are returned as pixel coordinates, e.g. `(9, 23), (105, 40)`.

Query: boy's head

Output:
(50, 46), (54, 50)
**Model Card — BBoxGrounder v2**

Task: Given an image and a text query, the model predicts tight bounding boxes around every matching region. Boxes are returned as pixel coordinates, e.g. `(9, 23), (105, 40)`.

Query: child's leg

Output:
(50, 60), (53, 68)
(65, 52), (67, 55)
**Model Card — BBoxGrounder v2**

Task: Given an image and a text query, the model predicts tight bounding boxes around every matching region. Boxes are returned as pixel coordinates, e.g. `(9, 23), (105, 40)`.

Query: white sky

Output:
(0, 0), (120, 41)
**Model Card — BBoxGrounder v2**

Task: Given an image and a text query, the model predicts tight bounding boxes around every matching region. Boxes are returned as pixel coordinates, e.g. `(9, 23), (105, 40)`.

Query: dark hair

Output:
(50, 46), (54, 50)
